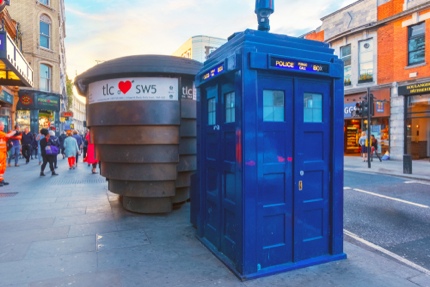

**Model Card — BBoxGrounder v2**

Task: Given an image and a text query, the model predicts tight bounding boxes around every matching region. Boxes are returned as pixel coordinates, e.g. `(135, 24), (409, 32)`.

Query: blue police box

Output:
(193, 29), (346, 280)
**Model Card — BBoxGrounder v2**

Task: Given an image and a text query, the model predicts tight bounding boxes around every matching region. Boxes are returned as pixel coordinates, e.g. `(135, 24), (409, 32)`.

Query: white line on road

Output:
(404, 180), (430, 186)
(344, 229), (430, 276)
(352, 188), (429, 208)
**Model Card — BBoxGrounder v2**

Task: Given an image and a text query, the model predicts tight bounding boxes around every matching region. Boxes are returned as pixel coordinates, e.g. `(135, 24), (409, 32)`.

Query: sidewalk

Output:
(0, 155), (429, 287)
(344, 155), (430, 181)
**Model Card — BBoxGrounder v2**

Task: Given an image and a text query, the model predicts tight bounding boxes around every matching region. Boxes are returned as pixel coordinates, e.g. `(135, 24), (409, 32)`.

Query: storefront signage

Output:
(17, 90), (60, 110)
(375, 101), (384, 113)
(88, 77), (178, 104)
(270, 56), (329, 73)
(344, 103), (357, 118)
(0, 33), (5, 51)
(180, 78), (196, 100)
(61, 111), (74, 118)
(0, 90), (13, 104)
(201, 63), (225, 82)
(37, 94), (60, 110)
(398, 81), (430, 95)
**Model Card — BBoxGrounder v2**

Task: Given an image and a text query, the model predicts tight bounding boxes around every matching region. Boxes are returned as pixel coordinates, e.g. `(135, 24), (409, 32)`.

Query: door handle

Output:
(298, 180), (303, 191)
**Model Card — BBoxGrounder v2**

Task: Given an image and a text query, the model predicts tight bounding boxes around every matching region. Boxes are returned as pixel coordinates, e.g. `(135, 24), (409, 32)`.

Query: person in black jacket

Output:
(49, 130), (60, 169)
(39, 129), (59, 176)
(21, 127), (33, 164)
(371, 134), (382, 162)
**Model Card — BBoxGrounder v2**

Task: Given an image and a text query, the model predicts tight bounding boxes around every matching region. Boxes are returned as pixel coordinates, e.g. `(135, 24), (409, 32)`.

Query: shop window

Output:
(39, 110), (55, 131)
(225, 92), (235, 123)
(40, 15), (51, 49)
(16, 110), (31, 131)
(340, 45), (351, 86)
(408, 22), (425, 66)
(40, 64), (51, 92)
(263, 90), (284, 122)
(358, 39), (374, 83)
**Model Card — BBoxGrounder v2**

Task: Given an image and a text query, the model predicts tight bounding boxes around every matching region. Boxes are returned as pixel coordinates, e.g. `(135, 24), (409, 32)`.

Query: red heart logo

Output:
(118, 81), (132, 94)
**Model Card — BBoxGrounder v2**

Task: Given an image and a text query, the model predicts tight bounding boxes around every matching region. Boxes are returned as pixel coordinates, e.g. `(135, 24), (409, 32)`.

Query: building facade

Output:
(0, 4), (33, 132)
(69, 94), (86, 134)
(304, 0), (430, 160)
(173, 35), (227, 63)
(8, 0), (67, 134)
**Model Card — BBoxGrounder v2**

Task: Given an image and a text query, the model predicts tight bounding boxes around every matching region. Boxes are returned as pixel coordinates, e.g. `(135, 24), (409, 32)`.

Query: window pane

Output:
(225, 92), (235, 123)
(40, 64), (51, 92)
(304, 93), (322, 123)
(408, 23), (425, 65)
(208, 98), (216, 125)
(263, 90), (284, 122)
(40, 21), (50, 49)
(409, 50), (425, 65)
(340, 45), (351, 57)
(409, 22), (424, 37)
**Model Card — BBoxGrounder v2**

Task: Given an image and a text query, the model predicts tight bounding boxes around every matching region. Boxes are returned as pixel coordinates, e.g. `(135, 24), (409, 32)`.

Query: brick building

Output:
(8, 0), (67, 134)
(304, 0), (430, 160)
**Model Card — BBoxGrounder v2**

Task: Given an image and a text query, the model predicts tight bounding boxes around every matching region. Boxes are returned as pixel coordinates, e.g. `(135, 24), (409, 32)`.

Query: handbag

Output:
(45, 145), (59, 155)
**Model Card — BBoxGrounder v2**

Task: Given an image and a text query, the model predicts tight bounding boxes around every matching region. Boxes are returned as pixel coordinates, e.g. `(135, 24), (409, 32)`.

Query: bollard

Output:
(403, 154), (412, 174)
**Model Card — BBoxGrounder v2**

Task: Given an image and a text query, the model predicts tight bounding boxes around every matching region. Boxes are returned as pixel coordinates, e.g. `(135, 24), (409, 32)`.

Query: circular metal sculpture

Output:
(75, 55), (202, 213)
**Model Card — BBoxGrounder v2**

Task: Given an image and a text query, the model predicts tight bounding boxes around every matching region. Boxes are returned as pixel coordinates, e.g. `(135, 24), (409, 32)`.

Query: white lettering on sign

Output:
(88, 77), (178, 104)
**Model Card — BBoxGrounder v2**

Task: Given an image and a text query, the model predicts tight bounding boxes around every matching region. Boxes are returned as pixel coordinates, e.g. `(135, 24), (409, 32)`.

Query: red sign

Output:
(61, 111), (74, 117)
(20, 95), (33, 106)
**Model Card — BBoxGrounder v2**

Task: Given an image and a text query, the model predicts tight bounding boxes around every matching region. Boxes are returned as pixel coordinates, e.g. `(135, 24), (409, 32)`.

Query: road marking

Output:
(344, 229), (430, 276)
(352, 188), (429, 208)
(343, 187), (352, 190)
(405, 180), (430, 186)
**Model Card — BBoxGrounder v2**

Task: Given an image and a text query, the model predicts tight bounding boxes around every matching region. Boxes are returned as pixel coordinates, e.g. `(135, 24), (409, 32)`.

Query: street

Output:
(344, 170), (430, 272)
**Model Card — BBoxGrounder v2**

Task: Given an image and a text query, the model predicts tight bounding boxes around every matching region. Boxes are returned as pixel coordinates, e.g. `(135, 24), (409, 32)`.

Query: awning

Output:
(0, 31), (33, 87)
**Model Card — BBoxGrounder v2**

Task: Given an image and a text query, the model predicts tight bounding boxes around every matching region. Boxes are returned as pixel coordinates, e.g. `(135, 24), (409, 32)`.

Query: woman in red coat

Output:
(84, 130), (98, 174)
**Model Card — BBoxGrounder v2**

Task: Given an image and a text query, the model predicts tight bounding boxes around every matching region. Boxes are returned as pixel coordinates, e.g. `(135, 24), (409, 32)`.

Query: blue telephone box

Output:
(194, 29), (346, 280)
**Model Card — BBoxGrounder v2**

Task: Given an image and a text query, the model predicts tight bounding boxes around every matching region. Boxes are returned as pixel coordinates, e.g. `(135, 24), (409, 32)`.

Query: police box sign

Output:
(270, 56), (329, 73)
(88, 77), (178, 104)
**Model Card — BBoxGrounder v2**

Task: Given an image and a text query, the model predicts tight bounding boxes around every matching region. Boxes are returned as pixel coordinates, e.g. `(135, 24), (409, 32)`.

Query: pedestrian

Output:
(371, 134), (382, 162)
(82, 129), (89, 164)
(59, 131), (67, 159)
(36, 131), (44, 165)
(49, 130), (60, 169)
(72, 130), (83, 165)
(7, 125), (22, 167)
(84, 129), (99, 174)
(31, 133), (38, 159)
(358, 131), (368, 162)
(39, 129), (59, 176)
(63, 130), (79, 169)
(21, 127), (33, 164)
(0, 121), (17, 186)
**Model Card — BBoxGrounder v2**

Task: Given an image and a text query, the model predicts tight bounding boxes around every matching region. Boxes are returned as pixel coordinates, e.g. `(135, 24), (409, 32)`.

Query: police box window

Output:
(408, 22), (425, 66)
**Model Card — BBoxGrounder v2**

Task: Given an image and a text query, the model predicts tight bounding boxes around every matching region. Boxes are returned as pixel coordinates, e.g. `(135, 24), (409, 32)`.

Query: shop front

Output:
(0, 88), (14, 131)
(399, 81), (430, 159)
(344, 89), (391, 155)
(16, 90), (60, 134)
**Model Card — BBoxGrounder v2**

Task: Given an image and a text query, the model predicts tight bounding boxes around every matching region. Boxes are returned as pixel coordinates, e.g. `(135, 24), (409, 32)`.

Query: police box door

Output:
(256, 76), (332, 267)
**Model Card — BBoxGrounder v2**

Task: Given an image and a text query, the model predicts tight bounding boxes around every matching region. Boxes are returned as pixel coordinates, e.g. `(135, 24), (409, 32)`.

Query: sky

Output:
(64, 0), (357, 79)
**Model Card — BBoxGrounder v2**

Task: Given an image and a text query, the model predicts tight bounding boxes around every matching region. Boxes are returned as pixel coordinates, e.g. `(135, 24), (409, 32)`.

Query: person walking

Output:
(36, 131), (45, 165)
(21, 127), (33, 164)
(371, 134), (382, 162)
(72, 130), (83, 166)
(358, 131), (368, 162)
(0, 122), (17, 186)
(63, 131), (79, 169)
(59, 131), (67, 159)
(82, 129), (89, 165)
(39, 129), (59, 176)
(49, 130), (60, 169)
(84, 130), (99, 174)
(31, 133), (38, 160)
(7, 125), (22, 167)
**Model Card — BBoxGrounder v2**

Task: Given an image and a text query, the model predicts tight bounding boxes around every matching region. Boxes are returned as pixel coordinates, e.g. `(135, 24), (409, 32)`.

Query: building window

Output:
(263, 90), (284, 122)
(358, 39), (374, 83)
(40, 15), (51, 49)
(39, 0), (50, 5)
(340, 45), (352, 86)
(40, 64), (51, 92)
(225, 92), (235, 123)
(408, 22), (425, 66)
